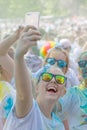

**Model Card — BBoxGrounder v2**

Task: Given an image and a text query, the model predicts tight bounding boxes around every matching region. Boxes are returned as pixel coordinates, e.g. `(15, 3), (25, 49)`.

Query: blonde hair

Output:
(78, 50), (87, 61)
(82, 42), (87, 52)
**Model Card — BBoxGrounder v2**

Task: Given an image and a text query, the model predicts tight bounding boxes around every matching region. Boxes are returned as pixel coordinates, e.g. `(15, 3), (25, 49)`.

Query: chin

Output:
(46, 95), (58, 102)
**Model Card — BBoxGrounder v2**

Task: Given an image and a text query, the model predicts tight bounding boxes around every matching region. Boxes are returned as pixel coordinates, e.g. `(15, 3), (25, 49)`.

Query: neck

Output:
(37, 98), (55, 119)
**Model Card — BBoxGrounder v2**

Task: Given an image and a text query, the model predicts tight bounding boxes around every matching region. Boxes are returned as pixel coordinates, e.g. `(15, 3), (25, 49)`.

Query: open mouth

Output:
(47, 86), (57, 93)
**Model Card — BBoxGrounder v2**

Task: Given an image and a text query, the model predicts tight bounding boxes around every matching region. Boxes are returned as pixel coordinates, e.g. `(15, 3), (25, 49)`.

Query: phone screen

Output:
(25, 12), (40, 28)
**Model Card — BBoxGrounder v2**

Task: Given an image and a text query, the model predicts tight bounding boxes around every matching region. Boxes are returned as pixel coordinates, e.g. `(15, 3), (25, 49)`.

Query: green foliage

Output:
(0, 0), (87, 18)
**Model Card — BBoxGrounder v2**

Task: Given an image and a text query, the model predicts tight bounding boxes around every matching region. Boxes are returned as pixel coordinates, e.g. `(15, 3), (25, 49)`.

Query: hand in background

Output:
(15, 25), (41, 59)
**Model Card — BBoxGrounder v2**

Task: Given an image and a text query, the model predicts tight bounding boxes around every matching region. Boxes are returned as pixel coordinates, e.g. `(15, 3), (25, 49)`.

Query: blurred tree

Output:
(0, 0), (87, 18)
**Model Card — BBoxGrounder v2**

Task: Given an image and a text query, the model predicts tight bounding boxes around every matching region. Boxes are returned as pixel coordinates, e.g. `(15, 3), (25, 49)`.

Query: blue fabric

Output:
(58, 86), (87, 130)
(3, 95), (14, 118)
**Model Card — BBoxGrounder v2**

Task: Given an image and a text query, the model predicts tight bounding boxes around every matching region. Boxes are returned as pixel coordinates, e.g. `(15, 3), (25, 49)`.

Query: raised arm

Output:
(0, 26), (23, 55)
(14, 26), (41, 118)
(0, 27), (23, 81)
(0, 55), (14, 82)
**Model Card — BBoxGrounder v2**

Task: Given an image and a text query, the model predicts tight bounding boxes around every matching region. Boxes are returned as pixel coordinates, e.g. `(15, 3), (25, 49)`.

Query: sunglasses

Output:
(46, 58), (67, 68)
(78, 60), (87, 68)
(40, 72), (66, 84)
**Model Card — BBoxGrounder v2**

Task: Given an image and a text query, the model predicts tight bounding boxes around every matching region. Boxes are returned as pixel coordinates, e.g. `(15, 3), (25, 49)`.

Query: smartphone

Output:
(25, 12), (40, 28)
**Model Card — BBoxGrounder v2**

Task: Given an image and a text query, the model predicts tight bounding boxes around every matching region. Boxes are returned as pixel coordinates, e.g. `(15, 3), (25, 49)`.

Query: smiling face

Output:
(45, 49), (68, 74)
(36, 66), (66, 103)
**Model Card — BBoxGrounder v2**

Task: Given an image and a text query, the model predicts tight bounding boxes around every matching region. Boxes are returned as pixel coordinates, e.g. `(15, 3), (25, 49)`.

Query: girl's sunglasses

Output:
(40, 72), (67, 84)
(46, 58), (67, 68)
(78, 60), (87, 68)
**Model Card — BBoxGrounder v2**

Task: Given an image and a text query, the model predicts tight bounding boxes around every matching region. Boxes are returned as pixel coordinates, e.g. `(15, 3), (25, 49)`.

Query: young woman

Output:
(4, 26), (66, 130)
(0, 27), (22, 130)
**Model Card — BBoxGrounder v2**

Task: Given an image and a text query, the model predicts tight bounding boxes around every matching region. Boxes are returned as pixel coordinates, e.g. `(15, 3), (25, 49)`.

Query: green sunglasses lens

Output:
(42, 73), (52, 81)
(55, 75), (65, 84)
(41, 73), (66, 84)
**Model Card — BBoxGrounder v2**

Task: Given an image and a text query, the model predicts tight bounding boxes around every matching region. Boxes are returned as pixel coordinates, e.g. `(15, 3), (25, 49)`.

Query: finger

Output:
(28, 29), (41, 36)
(19, 26), (24, 32)
(21, 30), (41, 39)
(19, 25), (24, 29)
(29, 41), (37, 46)
(29, 35), (41, 41)
(23, 35), (41, 41)
(23, 25), (37, 32)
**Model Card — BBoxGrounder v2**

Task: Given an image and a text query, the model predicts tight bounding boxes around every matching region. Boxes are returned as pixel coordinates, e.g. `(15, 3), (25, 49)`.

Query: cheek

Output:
(38, 81), (46, 91)
(59, 86), (66, 96)
(61, 67), (67, 74)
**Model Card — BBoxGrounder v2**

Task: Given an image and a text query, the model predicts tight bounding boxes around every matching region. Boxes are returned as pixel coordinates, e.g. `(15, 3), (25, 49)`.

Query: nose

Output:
(54, 62), (57, 67)
(50, 77), (56, 83)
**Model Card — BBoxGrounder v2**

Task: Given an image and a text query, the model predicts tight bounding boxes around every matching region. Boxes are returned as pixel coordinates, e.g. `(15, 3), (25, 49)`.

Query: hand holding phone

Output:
(25, 12), (40, 28)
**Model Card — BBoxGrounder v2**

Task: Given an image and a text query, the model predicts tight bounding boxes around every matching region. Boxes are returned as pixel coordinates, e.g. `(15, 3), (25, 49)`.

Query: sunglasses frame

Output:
(46, 58), (67, 68)
(41, 72), (67, 84)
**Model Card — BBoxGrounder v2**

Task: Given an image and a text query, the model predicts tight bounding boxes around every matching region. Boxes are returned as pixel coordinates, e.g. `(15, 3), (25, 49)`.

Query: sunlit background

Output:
(0, 0), (87, 55)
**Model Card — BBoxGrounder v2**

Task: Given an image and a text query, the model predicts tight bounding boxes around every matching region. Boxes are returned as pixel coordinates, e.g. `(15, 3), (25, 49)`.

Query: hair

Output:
(77, 50), (87, 82)
(82, 42), (87, 52)
(43, 47), (69, 73)
(32, 64), (52, 98)
(78, 50), (87, 61)
(32, 64), (51, 84)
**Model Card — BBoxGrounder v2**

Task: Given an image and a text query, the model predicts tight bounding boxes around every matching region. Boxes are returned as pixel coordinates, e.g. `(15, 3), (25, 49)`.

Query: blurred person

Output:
(59, 38), (79, 76)
(0, 26), (23, 129)
(59, 38), (72, 53)
(72, 34), (87, 61)
(55, 50), (87, 130)
(24, 48), (43, 73)
(4, 26), (65, 130)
